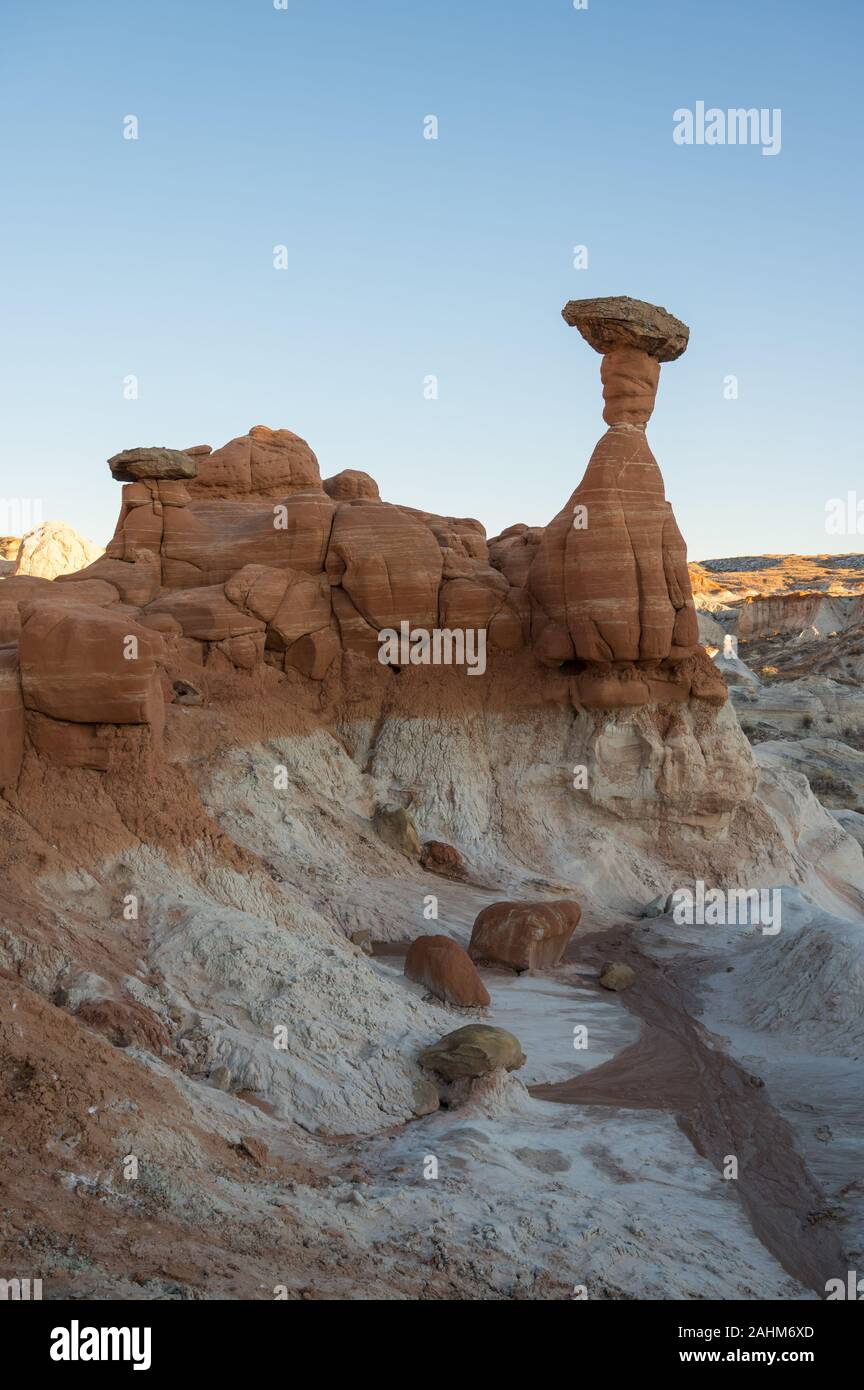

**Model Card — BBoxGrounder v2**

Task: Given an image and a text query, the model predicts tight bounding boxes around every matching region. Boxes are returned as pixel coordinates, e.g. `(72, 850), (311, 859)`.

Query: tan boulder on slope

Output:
(420, 1025), (526, 1080)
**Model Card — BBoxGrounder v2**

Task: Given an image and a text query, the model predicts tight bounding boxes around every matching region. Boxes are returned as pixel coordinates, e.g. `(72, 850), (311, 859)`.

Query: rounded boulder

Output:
(419, 1025), (526, 1080)
(468, 899), (582, 972)
(405, 935), (490, 1008)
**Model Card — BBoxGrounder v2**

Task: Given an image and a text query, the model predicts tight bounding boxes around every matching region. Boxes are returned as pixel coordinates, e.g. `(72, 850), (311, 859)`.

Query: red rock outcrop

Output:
(468, 900), (582, 972)
(160, 494), (336, 589)
(58, 551), (161, 606)
(268, 572), (332, 647)
(404, 935), (491, 1008)
(11, 601), (166, 770)
(323, 469), (380, 501)
(488, 525), (543, 587)
(0, 297), (727, 776)
(326, 501), (442, 632)
(185, 426), (321, 499)
(143, 586), (265, 643)
(19, 602), (165, 729)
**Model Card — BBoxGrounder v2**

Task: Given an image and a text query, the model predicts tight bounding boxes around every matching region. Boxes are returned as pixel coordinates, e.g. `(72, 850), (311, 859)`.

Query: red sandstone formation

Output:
(468, 900), (582, 972)
(404, 935), (491, 1008)
(529, 296), (716, 707)
(19, 602), (165, 728)
(0, 297), (725, 783)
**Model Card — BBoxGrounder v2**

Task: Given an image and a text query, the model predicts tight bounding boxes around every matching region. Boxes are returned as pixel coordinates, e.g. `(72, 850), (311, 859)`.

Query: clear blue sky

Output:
(1, 0), (861, 560)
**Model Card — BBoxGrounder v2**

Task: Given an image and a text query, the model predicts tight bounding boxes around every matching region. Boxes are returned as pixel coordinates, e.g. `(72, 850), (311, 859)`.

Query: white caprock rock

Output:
(713, 632), (760, 686)
(6, 521), (103, 580)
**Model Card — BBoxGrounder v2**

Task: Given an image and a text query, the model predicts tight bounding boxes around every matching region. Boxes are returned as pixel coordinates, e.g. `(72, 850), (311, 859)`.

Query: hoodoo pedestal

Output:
(529, 295), (724, 708)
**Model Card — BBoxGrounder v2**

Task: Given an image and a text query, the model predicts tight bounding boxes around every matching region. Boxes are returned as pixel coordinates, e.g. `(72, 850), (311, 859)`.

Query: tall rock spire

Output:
(529, 295), (701, 679)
